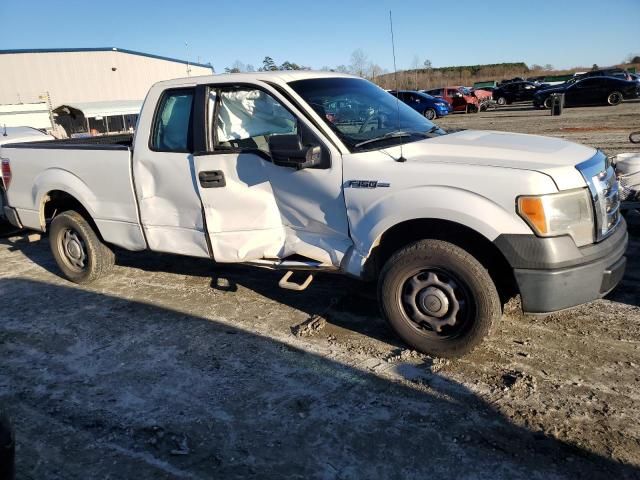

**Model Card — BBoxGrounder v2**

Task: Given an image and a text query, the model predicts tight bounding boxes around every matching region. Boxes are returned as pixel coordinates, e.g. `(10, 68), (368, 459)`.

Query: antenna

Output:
(389, 11), (406, 162)
(185, 42), (192, 77)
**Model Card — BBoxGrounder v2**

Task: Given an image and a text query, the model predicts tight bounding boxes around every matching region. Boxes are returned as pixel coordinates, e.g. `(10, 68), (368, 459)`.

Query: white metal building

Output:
(0, 47), (213, 135)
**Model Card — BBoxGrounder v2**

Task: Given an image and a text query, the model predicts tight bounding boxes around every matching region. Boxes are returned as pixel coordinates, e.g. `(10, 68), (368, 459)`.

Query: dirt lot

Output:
(1, 101), (640, 479)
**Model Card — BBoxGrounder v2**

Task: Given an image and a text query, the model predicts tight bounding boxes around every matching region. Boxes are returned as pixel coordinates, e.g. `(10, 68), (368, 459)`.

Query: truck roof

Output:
(152, 70), (358, 88)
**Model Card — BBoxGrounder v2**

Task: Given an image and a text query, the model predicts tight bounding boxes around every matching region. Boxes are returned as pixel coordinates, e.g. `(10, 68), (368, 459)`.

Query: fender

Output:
(33, 168), (98, 229)
(343, 185), (532, 277)
(31, 168), (146, 251)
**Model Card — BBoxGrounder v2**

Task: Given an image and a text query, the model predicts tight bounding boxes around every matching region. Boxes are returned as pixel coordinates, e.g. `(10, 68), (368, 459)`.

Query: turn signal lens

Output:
(518, 197), (547, 234)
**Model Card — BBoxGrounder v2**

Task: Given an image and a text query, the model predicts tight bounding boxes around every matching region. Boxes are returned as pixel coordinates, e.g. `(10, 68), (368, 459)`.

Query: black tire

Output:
(496, 96), (507, 106)
(378, 239), (500, 358)
(49, 210), (115, 284)
(424, 108), (436, 120)
(543, 97), (553, 109)
(607, 91), (623, 106)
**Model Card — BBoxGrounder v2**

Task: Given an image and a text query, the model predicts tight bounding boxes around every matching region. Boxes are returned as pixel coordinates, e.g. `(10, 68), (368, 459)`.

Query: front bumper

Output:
(495, 219), (628, 313)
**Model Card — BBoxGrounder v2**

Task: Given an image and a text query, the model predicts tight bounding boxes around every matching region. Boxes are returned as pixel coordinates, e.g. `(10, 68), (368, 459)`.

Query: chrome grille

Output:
(576, 151), (621, 242)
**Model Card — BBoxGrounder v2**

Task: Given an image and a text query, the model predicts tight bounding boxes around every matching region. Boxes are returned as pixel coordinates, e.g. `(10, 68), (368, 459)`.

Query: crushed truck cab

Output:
(0, 72), (627, 357)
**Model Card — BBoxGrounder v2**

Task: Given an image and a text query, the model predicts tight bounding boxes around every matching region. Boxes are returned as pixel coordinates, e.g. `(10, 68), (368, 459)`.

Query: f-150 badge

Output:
(347, 180), (391, 188)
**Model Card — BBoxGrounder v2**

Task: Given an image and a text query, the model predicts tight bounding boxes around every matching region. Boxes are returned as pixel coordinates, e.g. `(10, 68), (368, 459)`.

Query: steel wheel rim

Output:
(397, 267), (473, 339)
(58, 228), (87, 271)
(425, 109), (436, 120)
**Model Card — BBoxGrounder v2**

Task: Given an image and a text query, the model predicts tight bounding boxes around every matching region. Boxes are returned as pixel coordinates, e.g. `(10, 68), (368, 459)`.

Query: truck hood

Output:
(390, 129), (595, 190)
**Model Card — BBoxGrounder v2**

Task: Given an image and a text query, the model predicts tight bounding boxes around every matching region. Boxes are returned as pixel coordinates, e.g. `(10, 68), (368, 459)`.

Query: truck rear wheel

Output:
(49, 210), (115, 284)
(378, 239), (500, 358)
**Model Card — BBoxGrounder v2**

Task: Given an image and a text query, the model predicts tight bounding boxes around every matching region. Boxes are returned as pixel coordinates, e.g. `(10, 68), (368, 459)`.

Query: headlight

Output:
(517, 188), (594, 247)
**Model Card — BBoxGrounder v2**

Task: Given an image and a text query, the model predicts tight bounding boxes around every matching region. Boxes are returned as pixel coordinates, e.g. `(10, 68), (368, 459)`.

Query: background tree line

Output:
(223, 50), (640, 91)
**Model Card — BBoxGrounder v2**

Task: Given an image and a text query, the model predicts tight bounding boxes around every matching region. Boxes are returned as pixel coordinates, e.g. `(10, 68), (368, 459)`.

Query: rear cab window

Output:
(151, 88), (195, 152)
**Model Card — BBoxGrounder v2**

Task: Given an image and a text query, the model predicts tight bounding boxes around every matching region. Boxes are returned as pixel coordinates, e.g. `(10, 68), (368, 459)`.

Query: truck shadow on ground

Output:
(4, 228), (640, 347)
(0, 229), (403, 349)
(0, 277), (638, 479)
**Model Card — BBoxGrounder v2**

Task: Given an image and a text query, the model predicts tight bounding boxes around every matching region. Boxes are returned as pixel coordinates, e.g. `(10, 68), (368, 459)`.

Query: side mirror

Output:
(269, 134), (322, 170)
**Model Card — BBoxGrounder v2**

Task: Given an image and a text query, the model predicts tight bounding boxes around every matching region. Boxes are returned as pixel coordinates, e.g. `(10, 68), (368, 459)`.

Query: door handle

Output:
(198, 170), (226, 188)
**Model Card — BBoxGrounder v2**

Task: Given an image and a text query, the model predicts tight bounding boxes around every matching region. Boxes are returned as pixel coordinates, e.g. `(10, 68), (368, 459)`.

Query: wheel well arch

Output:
(368, 218), (518, 302)
(41, 190), (100, 236)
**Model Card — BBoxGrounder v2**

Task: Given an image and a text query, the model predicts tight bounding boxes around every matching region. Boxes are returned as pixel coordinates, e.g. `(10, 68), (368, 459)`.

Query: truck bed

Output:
(1, 134), (146, 251)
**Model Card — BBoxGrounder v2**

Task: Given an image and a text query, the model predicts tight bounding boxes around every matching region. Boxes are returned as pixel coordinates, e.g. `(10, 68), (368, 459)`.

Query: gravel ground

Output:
(1, 100), (640, 479)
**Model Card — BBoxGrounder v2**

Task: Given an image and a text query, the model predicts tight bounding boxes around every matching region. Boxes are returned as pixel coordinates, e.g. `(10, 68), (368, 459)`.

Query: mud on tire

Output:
(49, 210), (115, 284)
(378, 239), (501, 358)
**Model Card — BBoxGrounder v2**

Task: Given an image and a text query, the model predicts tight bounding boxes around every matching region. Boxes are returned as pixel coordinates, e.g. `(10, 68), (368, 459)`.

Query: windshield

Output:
(288, 77), (444, 151)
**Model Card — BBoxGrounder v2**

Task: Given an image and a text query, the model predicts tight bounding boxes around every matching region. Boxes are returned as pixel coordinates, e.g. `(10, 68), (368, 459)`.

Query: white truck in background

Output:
(0, 72), (628, 357)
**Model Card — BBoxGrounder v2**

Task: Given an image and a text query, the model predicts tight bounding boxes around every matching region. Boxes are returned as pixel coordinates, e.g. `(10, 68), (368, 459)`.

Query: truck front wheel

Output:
(378, 239), (500, 358)
(49, 211), (115, 284)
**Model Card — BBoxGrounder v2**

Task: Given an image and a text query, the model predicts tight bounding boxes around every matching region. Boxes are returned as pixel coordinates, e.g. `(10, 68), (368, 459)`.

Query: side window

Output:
(576, 79), (596, 89)
(214, 88), (297, 152)
(151, 89), (194, 152)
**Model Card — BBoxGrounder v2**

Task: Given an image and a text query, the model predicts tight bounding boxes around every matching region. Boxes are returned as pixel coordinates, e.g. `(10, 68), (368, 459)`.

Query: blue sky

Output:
(0, 0), (638, 72)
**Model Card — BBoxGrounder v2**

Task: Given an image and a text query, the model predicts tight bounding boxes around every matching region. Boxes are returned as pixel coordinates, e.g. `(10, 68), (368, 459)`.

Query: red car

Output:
(423, 86), (480, 113)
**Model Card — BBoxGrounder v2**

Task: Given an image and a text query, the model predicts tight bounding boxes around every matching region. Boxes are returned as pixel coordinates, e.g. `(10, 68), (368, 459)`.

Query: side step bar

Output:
(244, 258), (338, 291)
(279, 271), (314, 291)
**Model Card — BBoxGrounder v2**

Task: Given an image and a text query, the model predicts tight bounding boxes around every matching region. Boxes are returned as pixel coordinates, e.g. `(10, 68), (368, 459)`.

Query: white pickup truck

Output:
(0, 72), (627, 357)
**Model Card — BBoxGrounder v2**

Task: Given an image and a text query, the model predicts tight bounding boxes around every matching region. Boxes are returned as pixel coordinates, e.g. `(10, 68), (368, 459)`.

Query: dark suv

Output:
(492, 81), (547, 105)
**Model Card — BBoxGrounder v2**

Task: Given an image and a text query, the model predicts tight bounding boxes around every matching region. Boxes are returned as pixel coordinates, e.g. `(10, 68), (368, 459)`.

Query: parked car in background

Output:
(473, 80), (497, 91)
(422, 86), (480, 113)
(574, 68), (633, 82)
(468, 87), (492, 101)
(492, 81), (548, 105)
(388, 90), (450, 119)
(1, 126), (53, 222)
(498, 77), (525, 85)
(533, 76), (640, 108)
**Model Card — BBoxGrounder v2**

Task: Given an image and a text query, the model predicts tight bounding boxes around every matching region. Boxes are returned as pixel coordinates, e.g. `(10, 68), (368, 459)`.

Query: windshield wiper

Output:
(354, 130), (426, 149)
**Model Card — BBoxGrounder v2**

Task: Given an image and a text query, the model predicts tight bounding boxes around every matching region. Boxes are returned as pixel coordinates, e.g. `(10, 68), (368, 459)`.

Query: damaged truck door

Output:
(192, 84), (351, 265)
